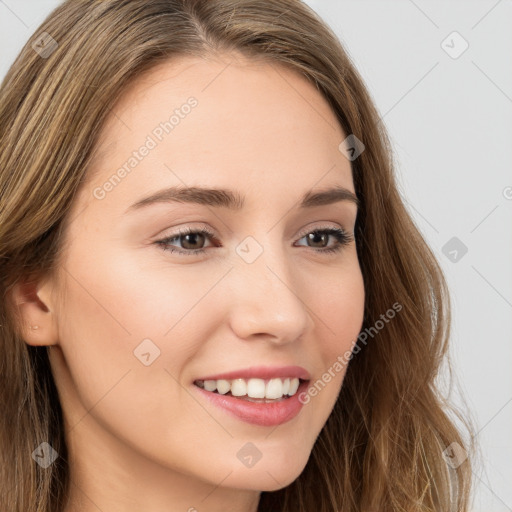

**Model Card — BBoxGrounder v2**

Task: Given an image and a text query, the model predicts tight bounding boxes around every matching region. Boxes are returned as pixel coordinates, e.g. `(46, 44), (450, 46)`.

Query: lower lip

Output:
(193, 380), (309, 427)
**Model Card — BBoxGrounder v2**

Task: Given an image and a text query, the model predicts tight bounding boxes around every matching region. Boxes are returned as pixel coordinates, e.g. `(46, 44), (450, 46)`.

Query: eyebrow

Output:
(125, 184), (359, 213)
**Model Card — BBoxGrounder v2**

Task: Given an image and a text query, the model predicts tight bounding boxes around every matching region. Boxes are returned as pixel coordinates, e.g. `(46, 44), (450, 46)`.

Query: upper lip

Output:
(194, 365), (311, 382)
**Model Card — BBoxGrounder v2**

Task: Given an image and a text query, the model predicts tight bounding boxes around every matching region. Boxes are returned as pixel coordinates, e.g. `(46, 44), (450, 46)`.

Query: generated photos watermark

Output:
(93, 96), (198, 200)
(298, 301), (403, 404)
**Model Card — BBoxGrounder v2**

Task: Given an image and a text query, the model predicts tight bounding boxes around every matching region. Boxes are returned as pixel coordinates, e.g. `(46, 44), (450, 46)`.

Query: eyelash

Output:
(155, 225), (354, 257)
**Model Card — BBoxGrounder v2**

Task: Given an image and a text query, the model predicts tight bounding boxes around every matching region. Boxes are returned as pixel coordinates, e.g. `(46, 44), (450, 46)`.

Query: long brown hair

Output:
(0, 1), (477, 510)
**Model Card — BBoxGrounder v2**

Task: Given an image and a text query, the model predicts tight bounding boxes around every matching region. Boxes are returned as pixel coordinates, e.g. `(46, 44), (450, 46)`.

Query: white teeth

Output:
(265, 378), (283, 399)
(282, 378), (290, 395)
(204, 380), (217, 392)
(230, 378), (247, 397)
(216, 379), (230, 394)
(247, 378), (266, 398)
(288, 377), (300, 395)
(195, 376), (303, 399)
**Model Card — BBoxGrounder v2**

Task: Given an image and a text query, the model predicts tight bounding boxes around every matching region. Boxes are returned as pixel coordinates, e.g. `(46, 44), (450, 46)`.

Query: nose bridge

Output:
(227, 235), (311, 342)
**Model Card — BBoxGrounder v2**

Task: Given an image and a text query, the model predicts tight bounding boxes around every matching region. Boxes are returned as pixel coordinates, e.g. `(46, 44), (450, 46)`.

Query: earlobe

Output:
(11, 277), (59, 347)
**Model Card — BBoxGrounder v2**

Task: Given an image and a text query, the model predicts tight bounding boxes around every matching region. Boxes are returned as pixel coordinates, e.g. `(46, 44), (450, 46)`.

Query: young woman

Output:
(0, 1), (475, 510)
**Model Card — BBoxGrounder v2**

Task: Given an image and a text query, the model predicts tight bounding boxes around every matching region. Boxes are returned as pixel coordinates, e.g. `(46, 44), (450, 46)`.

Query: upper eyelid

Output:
(158, 222), (350, 241)
(156, 223), (352, 250)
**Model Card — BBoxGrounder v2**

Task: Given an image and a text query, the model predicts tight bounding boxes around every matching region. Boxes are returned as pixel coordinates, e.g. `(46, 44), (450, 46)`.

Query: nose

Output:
(227, 242), (313, 345)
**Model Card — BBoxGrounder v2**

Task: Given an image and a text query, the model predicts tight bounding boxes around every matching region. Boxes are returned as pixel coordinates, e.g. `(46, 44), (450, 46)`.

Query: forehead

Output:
(82, 52), (355, 215)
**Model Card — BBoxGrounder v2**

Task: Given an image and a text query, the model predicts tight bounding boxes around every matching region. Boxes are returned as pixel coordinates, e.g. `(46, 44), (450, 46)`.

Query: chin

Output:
(223, 451), (310, 491)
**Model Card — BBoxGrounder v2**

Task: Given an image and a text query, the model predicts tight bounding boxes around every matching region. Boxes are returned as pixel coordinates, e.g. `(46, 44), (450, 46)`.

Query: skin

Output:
(16, 51), (365, 512)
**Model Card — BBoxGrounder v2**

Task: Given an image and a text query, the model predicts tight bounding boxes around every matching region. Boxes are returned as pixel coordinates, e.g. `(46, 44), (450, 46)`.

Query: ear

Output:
(11, 275), (59, 346)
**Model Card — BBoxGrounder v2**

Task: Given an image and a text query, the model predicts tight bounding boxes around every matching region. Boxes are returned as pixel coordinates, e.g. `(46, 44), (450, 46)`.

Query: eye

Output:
(155, 225), (217, 256)
(294, 226), (354, 254)
(155, 225), (354, 256)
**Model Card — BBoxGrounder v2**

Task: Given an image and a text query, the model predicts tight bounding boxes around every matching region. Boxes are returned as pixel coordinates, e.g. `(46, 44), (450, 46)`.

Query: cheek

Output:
(60, 235), (216, 347)
(53, 257), (225, 473)
(299, 259), (365, 412)
(311, 257), (366, 358)
(54, 241), (227, 420)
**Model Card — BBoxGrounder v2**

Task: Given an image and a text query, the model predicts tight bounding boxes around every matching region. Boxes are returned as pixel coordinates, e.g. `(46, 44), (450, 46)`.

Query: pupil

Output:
(309, 232), (326, 247)
(183, 233), (204, 249)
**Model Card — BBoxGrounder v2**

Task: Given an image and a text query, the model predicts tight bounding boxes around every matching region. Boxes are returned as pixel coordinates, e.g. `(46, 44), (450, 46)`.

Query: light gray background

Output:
(1, 1), (511, 510)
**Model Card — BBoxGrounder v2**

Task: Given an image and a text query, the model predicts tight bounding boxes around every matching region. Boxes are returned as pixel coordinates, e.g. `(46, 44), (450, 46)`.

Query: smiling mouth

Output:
(193, 377), (306, 402)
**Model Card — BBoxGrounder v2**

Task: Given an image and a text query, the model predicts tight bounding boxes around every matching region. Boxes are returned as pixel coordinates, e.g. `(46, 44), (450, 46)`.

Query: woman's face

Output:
(44, 52), (365, 503)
